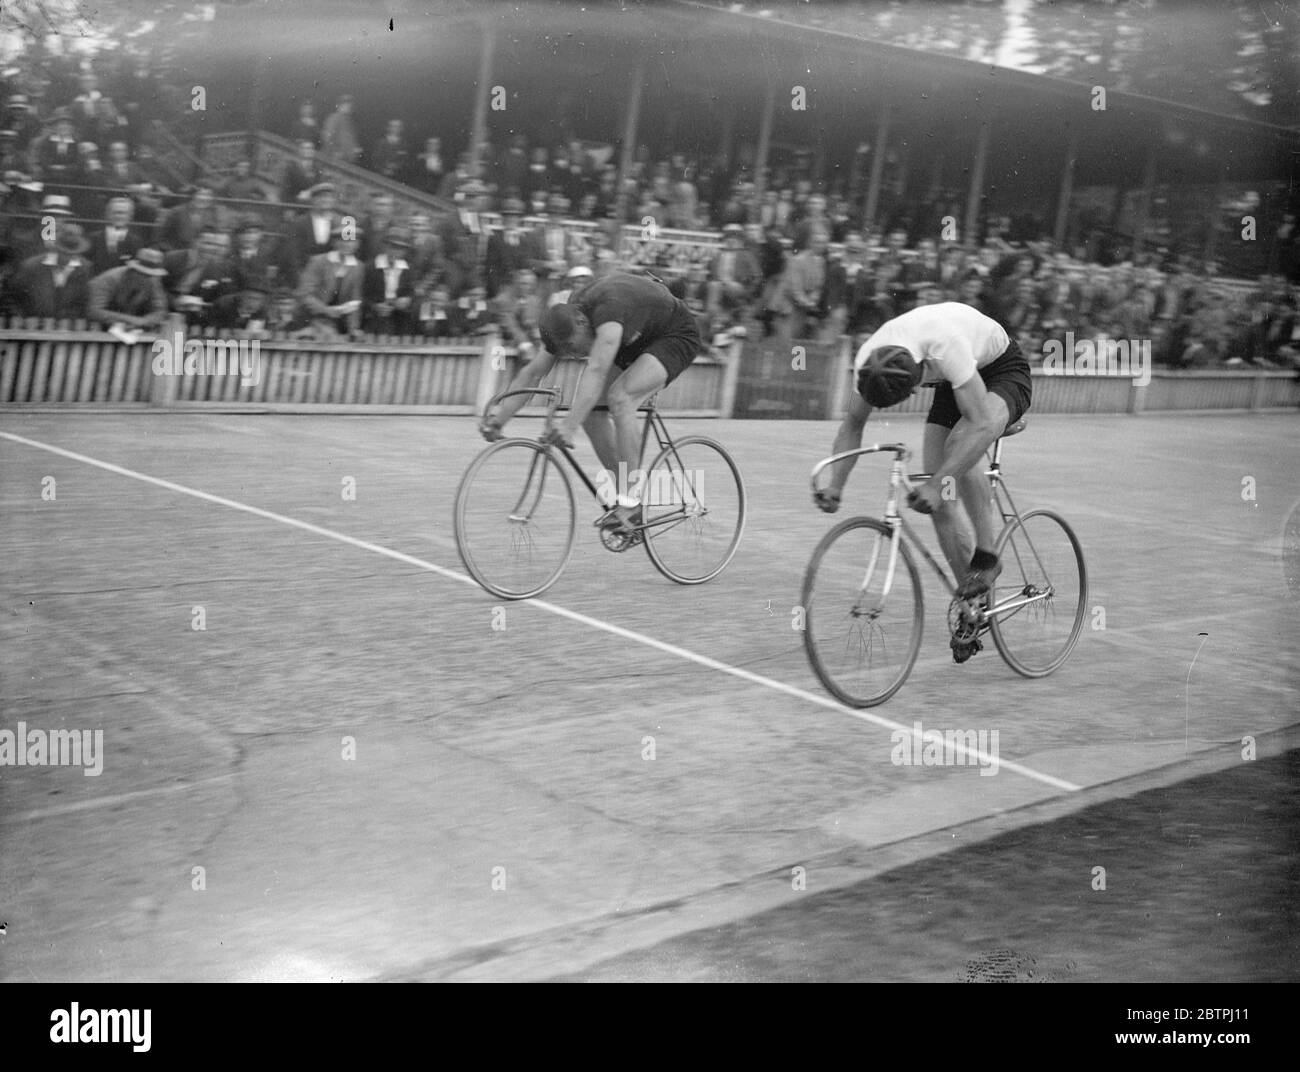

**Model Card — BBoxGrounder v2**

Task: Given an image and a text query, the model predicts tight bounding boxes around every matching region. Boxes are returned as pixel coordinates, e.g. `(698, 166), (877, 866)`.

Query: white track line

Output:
(0, 430), (1081, 791)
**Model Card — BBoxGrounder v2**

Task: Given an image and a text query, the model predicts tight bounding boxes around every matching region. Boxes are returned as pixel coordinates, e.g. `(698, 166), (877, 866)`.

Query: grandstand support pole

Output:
(1204, 155), (1227, 264)
(963, 117), (990, 247)
(616, 63), (645, 221)
(718, 337), (743, 418)
(1132, 142), (1157, 258)
(467, 25), (497, 181)
(863, 101), (891, 229)
(753, 82), (775, 196)
(1053, 125), (1079, 249)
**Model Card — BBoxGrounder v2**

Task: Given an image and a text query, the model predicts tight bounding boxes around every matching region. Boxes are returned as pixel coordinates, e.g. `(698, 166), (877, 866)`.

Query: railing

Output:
(203, 130), (457, 222)
(0, 318), (738, 416)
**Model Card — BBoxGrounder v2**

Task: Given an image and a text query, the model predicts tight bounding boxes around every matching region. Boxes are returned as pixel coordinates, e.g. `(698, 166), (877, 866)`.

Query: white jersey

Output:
(853, 302), (1010, 389)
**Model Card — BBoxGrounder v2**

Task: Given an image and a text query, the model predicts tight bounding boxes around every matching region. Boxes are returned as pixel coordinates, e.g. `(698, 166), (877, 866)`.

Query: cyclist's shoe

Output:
(951, 635), (984, 664)
(597, 504), (644, 536)
(957, 558), (1002, 600)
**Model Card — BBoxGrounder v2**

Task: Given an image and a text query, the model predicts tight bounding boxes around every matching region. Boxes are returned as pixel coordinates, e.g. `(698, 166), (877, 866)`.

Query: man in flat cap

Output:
(88, 246), (169, 330)
(296, 220), (364, 338)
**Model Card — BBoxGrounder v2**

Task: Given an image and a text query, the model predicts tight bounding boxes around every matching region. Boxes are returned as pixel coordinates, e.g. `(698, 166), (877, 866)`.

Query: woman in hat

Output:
(10, 223), (93, 320)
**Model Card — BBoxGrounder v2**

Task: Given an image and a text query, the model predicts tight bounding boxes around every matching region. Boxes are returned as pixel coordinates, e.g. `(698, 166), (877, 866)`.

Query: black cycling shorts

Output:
(926, 338), (1032, 430)
(614, 300), (702, 386)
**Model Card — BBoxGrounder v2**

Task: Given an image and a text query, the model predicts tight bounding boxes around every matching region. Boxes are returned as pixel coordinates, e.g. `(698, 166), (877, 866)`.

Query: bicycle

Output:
(454, 387), (746, 599)
(802, 419), (1087, 706)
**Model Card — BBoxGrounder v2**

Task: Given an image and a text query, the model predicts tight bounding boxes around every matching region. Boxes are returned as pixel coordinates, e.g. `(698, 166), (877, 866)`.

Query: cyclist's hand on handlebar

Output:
(813, 487), (842, 513)
(479, 413), (504, 442)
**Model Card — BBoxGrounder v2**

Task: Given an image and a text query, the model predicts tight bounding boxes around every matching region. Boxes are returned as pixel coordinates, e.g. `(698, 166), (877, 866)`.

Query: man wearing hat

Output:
(88, 247), (168, 329)
(362, 223), (415, 335)
(296, 221), (364, 338)
(228, 217), (278, 296)
(289, 181), (339, 273)
(0, 128), (27, 176)
(530, 193), (572, 282)
(3, 94), (41, 148)
(87, 196), (142, 275)
(709, 223), (760, 326)
(11, 223), (93, 320)
(439, 179), (489, 292)
(545, 263), (593, 308)
(484, 197), (541, 298)
(35, 108), (78, 183)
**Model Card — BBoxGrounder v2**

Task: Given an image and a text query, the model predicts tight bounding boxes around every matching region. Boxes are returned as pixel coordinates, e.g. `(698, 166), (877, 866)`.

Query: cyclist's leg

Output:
(605, 351), (670, 508)
(578, 366), (623, 503)
(922, 419), (974, 580)
(953, 393), (1010, 556)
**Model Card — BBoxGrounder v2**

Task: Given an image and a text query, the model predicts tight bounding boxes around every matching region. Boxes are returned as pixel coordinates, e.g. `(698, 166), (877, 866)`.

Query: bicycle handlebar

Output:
(809, 443), (910, 495)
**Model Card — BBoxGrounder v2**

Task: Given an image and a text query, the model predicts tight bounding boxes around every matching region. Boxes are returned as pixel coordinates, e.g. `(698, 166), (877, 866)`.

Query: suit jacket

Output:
(297, 250), (363, 334)
(87, 265), (168, 326)
(290, 212), (339, 272)
(484, 229), (542, 296)
(280, 159), (325, 206)
(87, 225), (143, 276)
(710, 247), (760, 294)
(157, 205), (219, 252)
(362, 253), (416, 333)
(12, 253), (92, 320)
(438, 210), (487, 289)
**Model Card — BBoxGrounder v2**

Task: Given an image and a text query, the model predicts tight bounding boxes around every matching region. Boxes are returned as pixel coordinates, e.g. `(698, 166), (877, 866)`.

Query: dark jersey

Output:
(575, 272), (692, 366)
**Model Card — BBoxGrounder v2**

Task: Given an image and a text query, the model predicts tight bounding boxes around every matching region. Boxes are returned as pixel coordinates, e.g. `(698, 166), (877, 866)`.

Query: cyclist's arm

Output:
(930, 374), (1004, 485)
(824, 391), (872, 495)
(491, 346), (558, 425)
(557, 321), (622, 438)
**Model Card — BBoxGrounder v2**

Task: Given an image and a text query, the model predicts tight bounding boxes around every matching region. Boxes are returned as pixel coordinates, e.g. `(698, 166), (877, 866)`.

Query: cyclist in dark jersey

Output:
(481, 271), (702, 533)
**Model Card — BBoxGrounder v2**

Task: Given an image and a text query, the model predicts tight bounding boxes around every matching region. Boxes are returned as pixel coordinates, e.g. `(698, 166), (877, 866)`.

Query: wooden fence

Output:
(0, 318), (736, 416)
(1, 319), (1295, 417)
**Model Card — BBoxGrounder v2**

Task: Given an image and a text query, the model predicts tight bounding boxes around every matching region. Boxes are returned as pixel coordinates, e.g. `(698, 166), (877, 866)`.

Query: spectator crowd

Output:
(2, 61), (1297, 371)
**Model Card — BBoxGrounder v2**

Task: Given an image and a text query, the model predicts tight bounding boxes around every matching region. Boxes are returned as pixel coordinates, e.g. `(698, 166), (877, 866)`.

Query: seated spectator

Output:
(492, 268), (544, 356)
(34, 108), (79, 184)
(87, 196), (142, 275)
(290, 182), (341, 273)
(407, 212), (446, 282)
(296, 223), (364, 338)
(779, 231), (828, 340)
(280, 140), (325, 208)
(370, 118), (409, 182)
(484, 197), (540, 297)
(363, 224), (416, 335)
(11, 223), (93, 320)
(415, 280), (457, 338)
(439, 180), (489, 292)
(163, 227), (234, 328)
(103, 140), (142, 187)
(546, 264), (594, 308)
(710, 223), (761, 326)
(88, 247), (168, 330)
(228, 217), (279, 296)
(219, 159), (264, 205)
(156, 184), (218, 252)
(359, 192), (397, 263)
(213, 279), (272, 333)
(453, 283), (492, 335)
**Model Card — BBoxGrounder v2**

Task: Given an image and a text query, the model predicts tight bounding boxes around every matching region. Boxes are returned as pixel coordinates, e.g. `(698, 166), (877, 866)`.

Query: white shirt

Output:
(853, 302), (1010, 389)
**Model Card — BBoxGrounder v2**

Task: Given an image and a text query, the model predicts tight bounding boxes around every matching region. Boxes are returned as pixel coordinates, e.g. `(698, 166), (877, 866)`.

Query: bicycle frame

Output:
(482, 387), (702, 536)
(808, 436), (1056, 622)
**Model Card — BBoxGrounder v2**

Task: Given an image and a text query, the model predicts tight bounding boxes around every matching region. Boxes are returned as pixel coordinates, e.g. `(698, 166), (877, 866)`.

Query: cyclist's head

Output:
(539, 303), (592, 356)
(857, 345), (922, 408)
